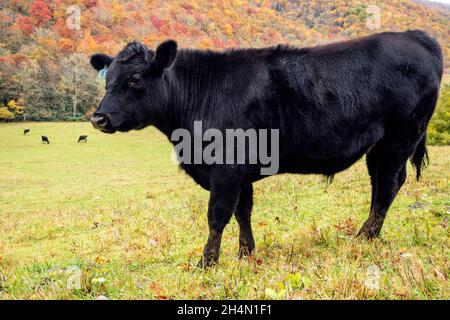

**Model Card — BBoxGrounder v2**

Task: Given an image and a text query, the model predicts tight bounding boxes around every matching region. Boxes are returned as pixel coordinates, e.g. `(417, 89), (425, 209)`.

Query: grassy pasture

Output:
(0, 122), (448, 300)
(443, 74), (450, 85)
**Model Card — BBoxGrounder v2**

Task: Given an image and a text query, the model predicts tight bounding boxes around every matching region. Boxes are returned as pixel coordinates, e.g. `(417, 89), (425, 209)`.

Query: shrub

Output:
(0, 106), (14, 120)
(428, 84), (450, 146)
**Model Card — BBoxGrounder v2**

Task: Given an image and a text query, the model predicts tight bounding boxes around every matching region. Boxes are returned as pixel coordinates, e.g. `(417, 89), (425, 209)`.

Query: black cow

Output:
(78, 135), (88, 143)
(41, 136), (49, 144)
(90, 30), (443, 267)
(24, 129), (30, 135)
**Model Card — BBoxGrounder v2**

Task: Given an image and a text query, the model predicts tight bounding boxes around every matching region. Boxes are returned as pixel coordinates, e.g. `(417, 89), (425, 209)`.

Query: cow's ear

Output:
(90, 53), (113, 71)
(154, 40), (177, 72)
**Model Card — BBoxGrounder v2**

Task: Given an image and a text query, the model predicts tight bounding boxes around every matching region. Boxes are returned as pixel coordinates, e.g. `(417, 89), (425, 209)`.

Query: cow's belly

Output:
(279, 148), (368, 175)
(279, 126), (383, 175)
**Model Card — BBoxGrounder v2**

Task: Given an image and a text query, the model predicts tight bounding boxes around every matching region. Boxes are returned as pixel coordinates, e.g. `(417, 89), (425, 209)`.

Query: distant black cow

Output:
(78, 135), (88, 143)
(24, 129), (30, 135)
(90, 30), (443, 267)
(41, 136), (49, 144)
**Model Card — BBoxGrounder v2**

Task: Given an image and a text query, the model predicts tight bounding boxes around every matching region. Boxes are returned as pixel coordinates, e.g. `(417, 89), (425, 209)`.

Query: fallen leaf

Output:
(258, 221), (267, 227)
(91, 277), (106, 284)
(93, 256), (109, 265)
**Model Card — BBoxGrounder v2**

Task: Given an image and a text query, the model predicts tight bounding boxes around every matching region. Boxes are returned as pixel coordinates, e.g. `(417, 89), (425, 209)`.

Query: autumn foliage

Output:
(0, 0), (449, 122)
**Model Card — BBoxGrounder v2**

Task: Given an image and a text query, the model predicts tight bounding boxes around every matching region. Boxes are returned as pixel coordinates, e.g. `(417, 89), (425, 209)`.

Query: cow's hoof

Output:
(197, 257), (217, 269)
(357, 225), (380, 239)
(238, 246), (254, 259)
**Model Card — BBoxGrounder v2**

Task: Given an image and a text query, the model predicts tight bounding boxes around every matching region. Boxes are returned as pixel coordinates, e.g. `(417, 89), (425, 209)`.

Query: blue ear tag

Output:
(98, 66), (108, 79)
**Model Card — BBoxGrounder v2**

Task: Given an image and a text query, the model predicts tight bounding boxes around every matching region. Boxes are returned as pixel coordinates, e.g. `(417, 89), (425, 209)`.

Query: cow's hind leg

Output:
(358, 146), (408, 239)
(234, 184), (255, 258)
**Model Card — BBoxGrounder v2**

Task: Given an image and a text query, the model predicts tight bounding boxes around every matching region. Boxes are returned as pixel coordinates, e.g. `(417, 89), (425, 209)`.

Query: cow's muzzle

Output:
(91, 113), (116, 133)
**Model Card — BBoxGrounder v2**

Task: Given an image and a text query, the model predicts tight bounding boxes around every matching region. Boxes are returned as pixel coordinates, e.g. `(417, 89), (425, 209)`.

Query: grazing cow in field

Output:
(90, 30), (443, 267)
(78, 135), (88, 143)
(41, 136), (49, 144)
(24, 129), (30, 135)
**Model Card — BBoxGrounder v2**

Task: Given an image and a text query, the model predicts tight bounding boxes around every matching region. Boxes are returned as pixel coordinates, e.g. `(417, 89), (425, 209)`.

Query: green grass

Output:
(442, 74), (450, 85)
(0, 122), (448, 300)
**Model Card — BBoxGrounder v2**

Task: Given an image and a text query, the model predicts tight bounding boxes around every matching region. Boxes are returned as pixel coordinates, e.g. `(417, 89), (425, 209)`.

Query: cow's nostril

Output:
(97, 116), (107, 126)
(91, 114), (109, 129)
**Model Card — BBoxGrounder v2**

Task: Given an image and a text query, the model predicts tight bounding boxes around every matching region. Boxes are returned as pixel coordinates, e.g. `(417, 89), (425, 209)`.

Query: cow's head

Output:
(90, 40), (177, 133)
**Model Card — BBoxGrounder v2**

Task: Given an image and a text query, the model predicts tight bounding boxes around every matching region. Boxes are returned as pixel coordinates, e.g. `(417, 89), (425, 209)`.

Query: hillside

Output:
(0, 0), (449, 121)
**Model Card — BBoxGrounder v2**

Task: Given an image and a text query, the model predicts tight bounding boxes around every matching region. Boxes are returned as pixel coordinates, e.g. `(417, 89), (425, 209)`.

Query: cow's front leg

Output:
(197, 182), (241, 268)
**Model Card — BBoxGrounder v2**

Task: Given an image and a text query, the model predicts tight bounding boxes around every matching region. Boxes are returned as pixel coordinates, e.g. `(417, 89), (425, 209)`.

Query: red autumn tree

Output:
(14, 14), (34, 36)
(30, 0), (52, 26)
(150, 16), (165, 30)
(53, 18), (71, 38)
(83, 0), (98, 9)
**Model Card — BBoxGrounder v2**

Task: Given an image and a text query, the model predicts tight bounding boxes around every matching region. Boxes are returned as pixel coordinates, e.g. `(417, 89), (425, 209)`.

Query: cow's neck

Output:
(150, 47), (272, 142)
(151, 52), (217, 140)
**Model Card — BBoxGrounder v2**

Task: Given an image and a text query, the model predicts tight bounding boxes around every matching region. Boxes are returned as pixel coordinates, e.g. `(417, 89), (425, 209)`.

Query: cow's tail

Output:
(410, 135), (428, 181)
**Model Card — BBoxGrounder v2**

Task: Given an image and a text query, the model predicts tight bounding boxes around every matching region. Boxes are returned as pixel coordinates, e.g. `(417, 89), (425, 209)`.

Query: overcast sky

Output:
(429, 0), (450, 4)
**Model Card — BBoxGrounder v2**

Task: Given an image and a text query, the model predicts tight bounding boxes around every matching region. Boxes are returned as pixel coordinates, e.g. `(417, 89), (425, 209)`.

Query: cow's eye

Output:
(128, 74), (142, 87)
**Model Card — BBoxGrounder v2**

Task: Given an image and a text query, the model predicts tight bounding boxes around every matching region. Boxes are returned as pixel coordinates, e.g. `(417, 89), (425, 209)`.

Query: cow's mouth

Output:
(100, 129), (117, 134)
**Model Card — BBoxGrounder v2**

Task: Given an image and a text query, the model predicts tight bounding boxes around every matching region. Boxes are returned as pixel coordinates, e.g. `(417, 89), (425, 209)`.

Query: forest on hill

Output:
(0, 0), (449, 133)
